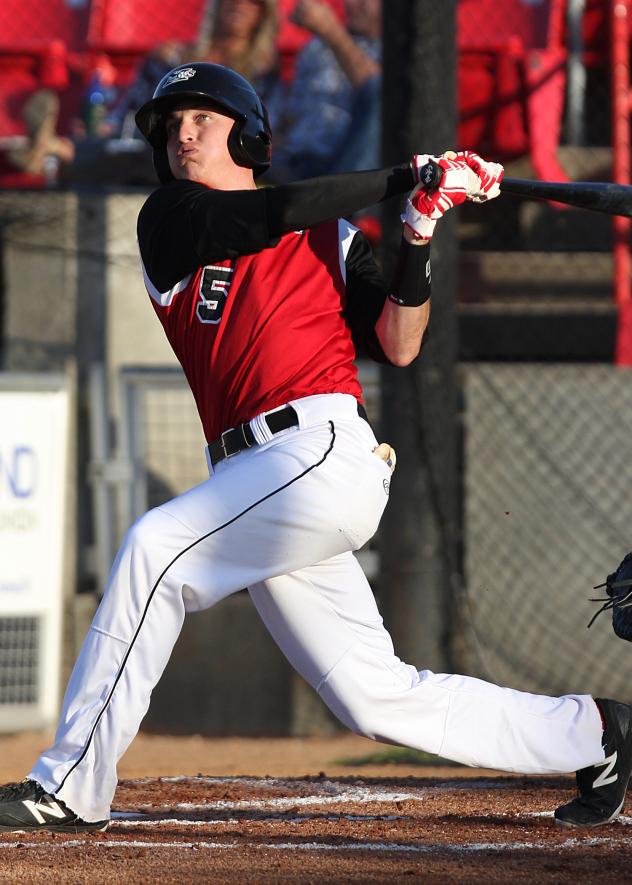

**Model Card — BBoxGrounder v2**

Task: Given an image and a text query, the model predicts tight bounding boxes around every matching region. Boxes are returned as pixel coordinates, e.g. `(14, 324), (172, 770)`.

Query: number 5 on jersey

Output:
(197, 265), (234, 324)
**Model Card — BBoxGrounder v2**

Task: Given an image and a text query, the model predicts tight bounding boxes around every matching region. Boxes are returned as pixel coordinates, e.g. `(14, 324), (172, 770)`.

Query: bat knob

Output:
(419, 161), (442, 190)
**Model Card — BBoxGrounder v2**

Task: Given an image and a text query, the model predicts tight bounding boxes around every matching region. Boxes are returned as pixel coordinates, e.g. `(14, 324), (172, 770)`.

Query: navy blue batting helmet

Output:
(135, 62), (272, 183)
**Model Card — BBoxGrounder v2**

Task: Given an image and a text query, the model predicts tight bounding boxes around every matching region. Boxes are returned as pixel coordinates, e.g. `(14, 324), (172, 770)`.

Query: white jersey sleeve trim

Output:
(141, 259), (192, 307)
(338, 218), (360, 285)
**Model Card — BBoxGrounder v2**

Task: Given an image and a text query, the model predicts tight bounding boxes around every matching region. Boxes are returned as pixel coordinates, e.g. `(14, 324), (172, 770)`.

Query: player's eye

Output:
(196, 113), (211, 123)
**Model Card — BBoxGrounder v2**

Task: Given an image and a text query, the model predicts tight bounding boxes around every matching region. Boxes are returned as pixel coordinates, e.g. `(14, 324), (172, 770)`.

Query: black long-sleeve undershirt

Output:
(137, 165), (428, 364)
(264, 165), (415, 237)
(138, 165), (416, 292)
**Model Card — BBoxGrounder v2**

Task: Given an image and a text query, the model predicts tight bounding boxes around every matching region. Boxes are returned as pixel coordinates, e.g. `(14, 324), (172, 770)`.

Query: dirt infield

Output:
(1, 733), (632, 883)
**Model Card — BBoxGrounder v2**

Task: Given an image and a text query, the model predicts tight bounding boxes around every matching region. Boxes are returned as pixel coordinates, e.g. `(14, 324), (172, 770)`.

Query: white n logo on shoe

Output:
(21, 799), (67, 824)
(593, 750), (618, 789)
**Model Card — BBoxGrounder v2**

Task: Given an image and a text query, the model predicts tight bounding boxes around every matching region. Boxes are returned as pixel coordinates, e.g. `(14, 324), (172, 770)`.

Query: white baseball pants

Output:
(30, 394), (604, 822)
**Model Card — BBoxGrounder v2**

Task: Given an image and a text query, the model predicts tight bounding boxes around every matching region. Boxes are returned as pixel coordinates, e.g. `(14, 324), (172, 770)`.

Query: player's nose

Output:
(176, 116), (196, 142)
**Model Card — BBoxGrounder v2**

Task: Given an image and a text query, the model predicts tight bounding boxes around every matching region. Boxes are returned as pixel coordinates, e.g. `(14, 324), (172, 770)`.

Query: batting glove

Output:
(403, 156), (477, 241)
(457, 150), (504, 202)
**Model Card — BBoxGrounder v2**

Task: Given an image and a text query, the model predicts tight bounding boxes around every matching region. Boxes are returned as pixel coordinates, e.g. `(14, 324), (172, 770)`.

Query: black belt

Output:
(208, 402), (368, 467)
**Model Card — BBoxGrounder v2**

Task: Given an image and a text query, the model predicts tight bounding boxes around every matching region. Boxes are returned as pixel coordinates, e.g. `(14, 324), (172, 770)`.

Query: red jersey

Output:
(137, 175), (417, 443)
(142, 220), (363, 442)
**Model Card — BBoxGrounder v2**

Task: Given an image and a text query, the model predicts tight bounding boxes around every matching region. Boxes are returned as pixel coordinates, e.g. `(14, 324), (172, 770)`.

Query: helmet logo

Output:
(164, 67), (196, 87)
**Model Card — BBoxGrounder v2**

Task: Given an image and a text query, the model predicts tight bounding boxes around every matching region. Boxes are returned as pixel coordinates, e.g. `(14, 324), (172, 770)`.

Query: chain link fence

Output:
(0, 2), (630, 726)
(461, 363), (632, 700)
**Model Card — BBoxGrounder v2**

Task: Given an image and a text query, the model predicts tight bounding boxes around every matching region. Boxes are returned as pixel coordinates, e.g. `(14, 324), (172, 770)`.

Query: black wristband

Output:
(388, 239), (431, 307)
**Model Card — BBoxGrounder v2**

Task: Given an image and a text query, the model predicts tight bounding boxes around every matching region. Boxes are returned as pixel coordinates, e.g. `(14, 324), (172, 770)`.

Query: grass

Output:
(335, 747), (462, 767)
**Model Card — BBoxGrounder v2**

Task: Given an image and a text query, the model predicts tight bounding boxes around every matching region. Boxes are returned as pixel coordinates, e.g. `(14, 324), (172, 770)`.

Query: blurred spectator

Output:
(275, 0), (347, 84)
(6, 91), (74, 180)
(4, 89), (157, 186)
(103, 42), (186, 139)
(269, 0), (381, 181)
(3, 2), (283, 187)
(201, 0), (282, 122)
(74, 54), (118, 139)
(203, 0), (278, 81)
(4, 45), (187, 185)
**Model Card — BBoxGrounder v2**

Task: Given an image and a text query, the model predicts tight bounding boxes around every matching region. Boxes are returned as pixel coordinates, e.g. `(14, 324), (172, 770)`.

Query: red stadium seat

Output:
(87, 0), (207, 50)
(457, 0), (569, 181)
(0, 0), (90, 143)
(0, 46), (69, 185)
(0, 0), (89, 53)
(0, 44), (73, 140)
(85, 0), (208, 87)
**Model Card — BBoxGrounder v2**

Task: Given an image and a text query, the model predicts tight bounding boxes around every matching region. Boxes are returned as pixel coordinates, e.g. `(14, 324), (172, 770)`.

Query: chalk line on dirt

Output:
(1, 837), (627, 853)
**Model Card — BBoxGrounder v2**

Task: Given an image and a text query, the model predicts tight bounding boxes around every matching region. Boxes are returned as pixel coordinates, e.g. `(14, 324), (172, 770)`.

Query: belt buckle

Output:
(219, 428), (236, 460)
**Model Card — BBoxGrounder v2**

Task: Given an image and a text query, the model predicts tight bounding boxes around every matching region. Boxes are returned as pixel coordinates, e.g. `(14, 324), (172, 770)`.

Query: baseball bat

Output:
(418, 160), (632, 217)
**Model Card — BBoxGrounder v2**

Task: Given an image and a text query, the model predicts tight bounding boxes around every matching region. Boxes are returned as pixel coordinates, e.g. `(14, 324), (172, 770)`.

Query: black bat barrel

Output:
(500, 178), (632, 217)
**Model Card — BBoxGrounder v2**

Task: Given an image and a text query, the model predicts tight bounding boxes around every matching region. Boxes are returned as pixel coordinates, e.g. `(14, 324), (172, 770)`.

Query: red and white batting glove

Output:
(457, 150), (504, 202)
(403, 156), (477, 240)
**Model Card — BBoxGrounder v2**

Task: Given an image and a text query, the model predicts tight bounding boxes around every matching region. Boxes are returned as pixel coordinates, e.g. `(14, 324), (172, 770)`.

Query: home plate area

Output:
(1, 775), (631, 883)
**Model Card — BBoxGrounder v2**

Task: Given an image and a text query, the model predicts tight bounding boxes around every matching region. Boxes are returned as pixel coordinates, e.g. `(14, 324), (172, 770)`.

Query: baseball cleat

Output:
(0, 779), (108, 833)
(554, 698), (632, 827)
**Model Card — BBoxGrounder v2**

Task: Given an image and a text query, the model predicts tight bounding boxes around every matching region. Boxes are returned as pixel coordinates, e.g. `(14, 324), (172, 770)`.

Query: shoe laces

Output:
(0, 779), (44, 801)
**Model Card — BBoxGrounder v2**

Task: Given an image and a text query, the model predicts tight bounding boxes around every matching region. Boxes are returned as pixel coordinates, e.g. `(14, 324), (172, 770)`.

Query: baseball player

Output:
(0, 63), (630, 833)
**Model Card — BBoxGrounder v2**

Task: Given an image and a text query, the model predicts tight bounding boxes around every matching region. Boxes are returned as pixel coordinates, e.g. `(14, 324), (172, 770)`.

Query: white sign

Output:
(0, 379), (70, 726)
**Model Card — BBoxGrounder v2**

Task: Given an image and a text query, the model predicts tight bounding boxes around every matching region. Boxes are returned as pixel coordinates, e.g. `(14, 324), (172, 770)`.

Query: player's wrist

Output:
(403, 225), (430, 245)
(402, 204), (437, 241)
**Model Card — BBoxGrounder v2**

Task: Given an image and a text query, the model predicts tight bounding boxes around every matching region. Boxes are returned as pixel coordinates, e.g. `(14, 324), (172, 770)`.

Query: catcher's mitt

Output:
(588, 551), (632, 641)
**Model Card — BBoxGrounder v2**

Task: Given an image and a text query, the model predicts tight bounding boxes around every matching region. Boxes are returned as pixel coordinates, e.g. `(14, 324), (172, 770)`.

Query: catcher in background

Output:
(0, 63), (630, 834)
(589, 551), (632, 640)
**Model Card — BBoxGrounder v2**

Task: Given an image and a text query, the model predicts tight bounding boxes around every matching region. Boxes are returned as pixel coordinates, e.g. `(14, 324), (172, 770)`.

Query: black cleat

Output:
(0, 779), (108, 833)
(554, 698), (632, 827)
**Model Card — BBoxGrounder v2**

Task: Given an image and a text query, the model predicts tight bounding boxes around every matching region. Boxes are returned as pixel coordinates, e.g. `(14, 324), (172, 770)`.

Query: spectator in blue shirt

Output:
(104, 41), (186, 139)
(269, 0), (381, 181)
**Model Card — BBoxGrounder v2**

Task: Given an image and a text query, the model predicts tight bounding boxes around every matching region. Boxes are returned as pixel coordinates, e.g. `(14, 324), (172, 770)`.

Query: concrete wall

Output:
(1, 191), (80, 372)
(104, 193), (179, 408)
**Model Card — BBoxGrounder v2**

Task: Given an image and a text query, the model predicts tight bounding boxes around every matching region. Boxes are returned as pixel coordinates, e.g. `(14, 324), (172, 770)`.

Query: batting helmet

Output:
(135, 62), (272, 183)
